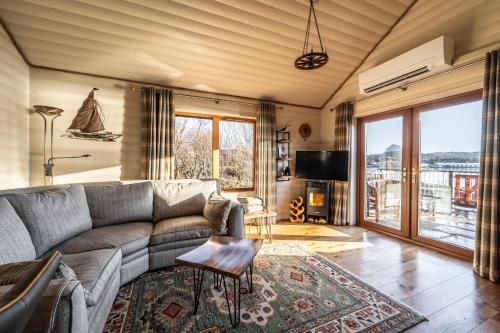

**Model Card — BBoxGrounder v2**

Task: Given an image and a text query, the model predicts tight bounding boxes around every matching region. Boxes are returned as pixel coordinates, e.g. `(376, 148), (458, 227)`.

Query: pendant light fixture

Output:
(295, 0), (328, 70)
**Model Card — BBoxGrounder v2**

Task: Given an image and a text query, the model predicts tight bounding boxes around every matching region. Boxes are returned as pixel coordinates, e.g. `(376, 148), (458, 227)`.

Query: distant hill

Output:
(421, 151), (480, 164)
(367, 150), (480, 166)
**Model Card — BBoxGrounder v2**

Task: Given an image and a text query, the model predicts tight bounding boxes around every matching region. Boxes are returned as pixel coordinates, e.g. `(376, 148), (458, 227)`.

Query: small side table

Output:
(244, 210), (276, 243)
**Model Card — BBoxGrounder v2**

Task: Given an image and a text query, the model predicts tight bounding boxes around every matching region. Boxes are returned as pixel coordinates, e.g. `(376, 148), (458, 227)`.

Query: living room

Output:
(0, 1), (499, 332)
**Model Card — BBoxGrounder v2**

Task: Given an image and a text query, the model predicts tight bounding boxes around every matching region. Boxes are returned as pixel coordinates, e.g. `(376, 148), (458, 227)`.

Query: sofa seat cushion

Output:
(62, 248), (121, 307)
(150, 215), (225, 245)
(5, 185), (92, 256)
(54, 222), (153, 257)
(84, 182), (153, 227)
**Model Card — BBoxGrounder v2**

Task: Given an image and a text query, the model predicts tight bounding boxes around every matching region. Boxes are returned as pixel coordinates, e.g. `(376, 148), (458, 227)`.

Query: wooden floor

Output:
(246, 223), (500, 333)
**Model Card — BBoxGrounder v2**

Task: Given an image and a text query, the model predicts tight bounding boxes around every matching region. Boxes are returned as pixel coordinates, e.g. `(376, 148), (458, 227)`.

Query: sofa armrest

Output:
(226, 202), (245, 238)
(51, 279), (88, 333)
(0, 278), (88, 333)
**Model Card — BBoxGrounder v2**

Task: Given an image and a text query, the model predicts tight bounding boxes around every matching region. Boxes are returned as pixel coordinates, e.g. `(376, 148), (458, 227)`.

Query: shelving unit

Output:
(276, 130), (292, 182)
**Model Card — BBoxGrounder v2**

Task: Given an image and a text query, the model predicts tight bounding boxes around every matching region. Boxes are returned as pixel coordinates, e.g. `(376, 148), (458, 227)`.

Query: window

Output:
(174, 116), (212, 179)
(174, 113), (255, 191)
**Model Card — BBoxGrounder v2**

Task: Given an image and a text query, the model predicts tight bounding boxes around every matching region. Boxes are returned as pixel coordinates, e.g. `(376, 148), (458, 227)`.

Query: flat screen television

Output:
(295, 151), (349, 181)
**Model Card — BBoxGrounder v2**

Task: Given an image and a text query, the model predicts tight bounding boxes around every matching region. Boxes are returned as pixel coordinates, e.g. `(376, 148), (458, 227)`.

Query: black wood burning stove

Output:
(306, 181), (331, 224)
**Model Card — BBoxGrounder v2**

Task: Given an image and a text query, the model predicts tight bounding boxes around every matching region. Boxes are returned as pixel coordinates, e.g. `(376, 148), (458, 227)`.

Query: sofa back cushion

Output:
(0, 198), (36, 265)
(84, 182), (153, 227)
(6, 185), (92, 257)
(153, 180), (218, 221)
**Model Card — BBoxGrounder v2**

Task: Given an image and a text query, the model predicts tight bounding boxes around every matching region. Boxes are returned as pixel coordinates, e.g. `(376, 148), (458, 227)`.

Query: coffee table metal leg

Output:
(213, 272), (223, 289)
(222, 276), (241, 328)
(244, 260), (254, 293)
(193, 268), (204, 314)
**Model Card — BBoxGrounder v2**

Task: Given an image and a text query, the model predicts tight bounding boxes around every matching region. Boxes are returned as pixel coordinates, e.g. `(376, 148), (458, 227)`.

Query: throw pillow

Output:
(203, 192), (231, 231)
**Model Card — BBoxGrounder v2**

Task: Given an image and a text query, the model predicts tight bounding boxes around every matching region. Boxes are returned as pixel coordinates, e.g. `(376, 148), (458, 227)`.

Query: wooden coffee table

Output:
(175, 236), (263, 328)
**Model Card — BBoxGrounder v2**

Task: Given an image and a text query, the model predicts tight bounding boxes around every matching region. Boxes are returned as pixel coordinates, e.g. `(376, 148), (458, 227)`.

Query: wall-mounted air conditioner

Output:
(359, 36), (455, 95)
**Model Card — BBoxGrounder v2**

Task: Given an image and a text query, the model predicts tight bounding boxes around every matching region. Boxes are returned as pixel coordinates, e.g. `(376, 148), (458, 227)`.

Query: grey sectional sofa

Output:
(0, 179), (244, 333)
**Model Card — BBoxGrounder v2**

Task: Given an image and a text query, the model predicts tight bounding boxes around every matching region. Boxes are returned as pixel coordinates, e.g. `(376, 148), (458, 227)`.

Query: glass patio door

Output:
(411, 97), (482, 253)
(358, 91), (482, 257)
(358, 110), (411, 237)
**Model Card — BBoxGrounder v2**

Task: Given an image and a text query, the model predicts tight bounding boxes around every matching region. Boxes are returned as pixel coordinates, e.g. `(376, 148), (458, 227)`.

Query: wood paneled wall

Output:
(0, 25), (29, 189)
(29, 68), (323, 220)
(321, 0), (500, 141)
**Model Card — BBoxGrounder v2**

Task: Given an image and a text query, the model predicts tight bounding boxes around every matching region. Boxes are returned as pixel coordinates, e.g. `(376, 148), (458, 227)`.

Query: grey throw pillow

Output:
(6, 185), (93, 256)
(0, 197), (36, 265)
(203, 192), (231, 232)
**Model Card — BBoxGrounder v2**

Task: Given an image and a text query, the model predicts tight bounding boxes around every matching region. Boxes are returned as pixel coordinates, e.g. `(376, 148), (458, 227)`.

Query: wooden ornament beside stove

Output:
(290, 196), (305, 223)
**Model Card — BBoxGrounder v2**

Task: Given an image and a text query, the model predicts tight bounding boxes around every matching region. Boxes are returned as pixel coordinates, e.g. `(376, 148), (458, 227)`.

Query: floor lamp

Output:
(33, 105), (92, 185)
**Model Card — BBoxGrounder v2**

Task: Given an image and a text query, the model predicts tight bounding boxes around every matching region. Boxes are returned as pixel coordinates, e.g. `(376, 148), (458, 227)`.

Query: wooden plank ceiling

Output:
(0, 0), (414, 108)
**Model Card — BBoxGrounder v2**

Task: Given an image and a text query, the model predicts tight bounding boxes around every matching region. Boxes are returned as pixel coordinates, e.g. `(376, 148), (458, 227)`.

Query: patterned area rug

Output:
(104, 244), (425, 332)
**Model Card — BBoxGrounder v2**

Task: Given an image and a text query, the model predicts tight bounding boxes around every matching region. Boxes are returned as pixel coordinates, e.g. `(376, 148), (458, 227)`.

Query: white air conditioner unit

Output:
(359, 36), (455, 95)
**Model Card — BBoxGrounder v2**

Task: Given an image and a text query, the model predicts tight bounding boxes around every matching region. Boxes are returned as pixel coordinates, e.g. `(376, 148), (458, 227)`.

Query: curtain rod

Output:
(129, 85), (283, 109)
(342, 58), (485, 107)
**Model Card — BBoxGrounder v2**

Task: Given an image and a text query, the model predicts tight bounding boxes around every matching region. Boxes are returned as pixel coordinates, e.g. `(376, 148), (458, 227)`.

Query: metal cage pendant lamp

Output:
(295, 0), (329, 70)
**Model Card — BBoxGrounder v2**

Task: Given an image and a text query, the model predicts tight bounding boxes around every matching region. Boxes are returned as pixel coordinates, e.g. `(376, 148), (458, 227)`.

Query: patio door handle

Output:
(402, 167), (407, 183)
(411, 168), (418, 183)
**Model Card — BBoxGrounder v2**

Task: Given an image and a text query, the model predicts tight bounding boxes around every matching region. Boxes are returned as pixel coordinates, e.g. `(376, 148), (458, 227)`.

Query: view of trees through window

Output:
(174, 116), (212, 179)
(219, 120), (254, 189)
(174, 114), (255, 190)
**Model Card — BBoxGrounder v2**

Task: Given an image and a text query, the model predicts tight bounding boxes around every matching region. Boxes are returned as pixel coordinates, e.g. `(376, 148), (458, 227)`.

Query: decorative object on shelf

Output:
(290, 196), (305, 223)
(299, 123), (312, 141)
(277, 124), (290, 132)
(33, 105), (92, 185)
(276, 127), (291, 181)
(295, 0), (328, 70)
(63, 88), (122, 142)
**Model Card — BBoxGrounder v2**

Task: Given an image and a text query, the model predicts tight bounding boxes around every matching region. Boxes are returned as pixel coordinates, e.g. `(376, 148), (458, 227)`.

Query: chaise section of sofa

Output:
(0, 179), (245, 333)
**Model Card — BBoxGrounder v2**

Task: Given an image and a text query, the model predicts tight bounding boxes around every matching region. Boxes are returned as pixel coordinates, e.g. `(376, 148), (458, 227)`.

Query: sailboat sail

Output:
(68, 88), (105, 133)
(64, 88), (121, 142)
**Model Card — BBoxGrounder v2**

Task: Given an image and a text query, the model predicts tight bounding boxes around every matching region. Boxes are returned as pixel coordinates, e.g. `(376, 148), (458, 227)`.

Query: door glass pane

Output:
(364, 117), (403, 230)
(219, 120), (254, 189)
(418, 100), (481, 250)
(174, 116), (213, 179)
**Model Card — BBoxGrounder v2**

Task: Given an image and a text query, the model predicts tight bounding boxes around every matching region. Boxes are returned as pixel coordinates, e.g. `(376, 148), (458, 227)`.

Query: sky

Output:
(366, 100), (482, 155)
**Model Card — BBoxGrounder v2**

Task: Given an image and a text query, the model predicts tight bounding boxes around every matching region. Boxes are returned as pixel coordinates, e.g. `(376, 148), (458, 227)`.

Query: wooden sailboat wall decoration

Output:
(62, 88), (122, 142)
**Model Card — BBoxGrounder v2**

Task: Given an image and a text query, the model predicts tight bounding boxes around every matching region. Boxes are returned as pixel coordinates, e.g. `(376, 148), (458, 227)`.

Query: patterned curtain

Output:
(473, 49), (500, 282)
(330, 102), (354, 225)
(140, 87), (175, 180)
(256, 102), (277, 212)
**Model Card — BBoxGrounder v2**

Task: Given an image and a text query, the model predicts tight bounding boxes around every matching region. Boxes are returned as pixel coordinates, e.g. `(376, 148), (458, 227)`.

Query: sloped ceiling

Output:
(322, 0), (500, 111)
(0, 0), (415, 108)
